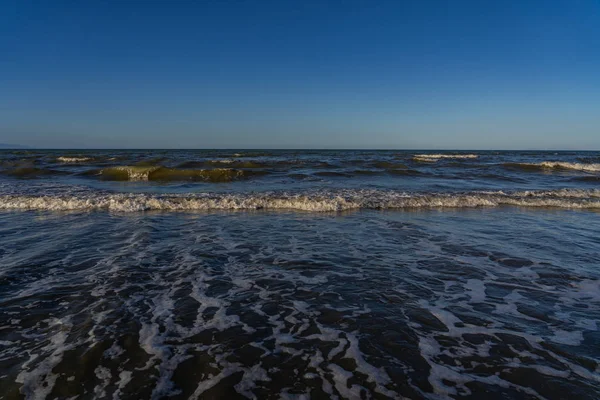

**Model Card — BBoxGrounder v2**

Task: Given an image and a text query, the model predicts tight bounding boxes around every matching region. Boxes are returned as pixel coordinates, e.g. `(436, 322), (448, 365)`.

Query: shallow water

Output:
(0, 150), (599, 399)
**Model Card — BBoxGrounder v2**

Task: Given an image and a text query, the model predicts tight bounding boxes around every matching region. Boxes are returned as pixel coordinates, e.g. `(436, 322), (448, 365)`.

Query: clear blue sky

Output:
(1, 0), (599, 149)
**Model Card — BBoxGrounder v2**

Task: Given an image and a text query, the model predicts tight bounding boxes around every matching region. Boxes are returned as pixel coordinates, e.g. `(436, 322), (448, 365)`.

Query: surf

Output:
(503, 161), (600, 172)
(91, 166), (267, 182)
(2, 189), (599, 212)
(413, 154), (479, 162)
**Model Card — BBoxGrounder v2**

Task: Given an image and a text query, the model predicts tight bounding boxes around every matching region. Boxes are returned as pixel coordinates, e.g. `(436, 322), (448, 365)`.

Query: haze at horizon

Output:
(1, 0), (599, 149)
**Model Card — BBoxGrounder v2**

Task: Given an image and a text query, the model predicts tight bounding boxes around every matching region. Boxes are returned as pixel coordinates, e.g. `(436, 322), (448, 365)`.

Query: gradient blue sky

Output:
(1, 0), (599, 149)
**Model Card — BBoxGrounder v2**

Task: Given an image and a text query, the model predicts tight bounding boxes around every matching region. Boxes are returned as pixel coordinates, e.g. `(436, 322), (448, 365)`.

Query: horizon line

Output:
(1, 147), (599, 152)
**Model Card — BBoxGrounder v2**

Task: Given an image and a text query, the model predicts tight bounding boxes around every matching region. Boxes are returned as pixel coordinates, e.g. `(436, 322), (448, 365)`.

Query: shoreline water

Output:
(1, 150), (599, 399)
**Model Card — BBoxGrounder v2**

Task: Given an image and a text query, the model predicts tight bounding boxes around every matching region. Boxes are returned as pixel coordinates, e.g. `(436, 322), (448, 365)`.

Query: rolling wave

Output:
(91, 166), (266, 182)
(504, 162), (600, 172)
(56, 156), (93, 163)
(1, 167), (68, 178)
(177, 160), (272, 169)
(413, 154), (479, 162)
(370, 161), (410, 169)
(1, 189), (599, 212)
(571, 176), (600, 182)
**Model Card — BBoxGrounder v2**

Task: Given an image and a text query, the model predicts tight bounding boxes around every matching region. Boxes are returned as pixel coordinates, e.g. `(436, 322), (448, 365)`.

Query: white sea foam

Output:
(93, 366), (112, 398)
(509, 161), (600, 172)
(413, 154), (479, 162)
(327, 364), (365, 398)
(190, 366), (241, 399)
(513, 188), (600, 198)
(551, 330), (584, 346)
(97, 166), (247, 182)
(1, 189), (600, 212)
(464, 279), (486, 303)
(15, 318), (73, 400)
(344, 332), (396, 397)
(113, 371), (133, 400)
(3, 198), (599, 398)
(56, 156), (93, 163)
(102, 166), (159, 181)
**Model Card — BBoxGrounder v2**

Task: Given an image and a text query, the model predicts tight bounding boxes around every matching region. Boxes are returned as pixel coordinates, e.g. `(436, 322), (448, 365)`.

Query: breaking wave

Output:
(91, 166), (265, 182)
(177, 160), (271, 169)
(56, 156), (93, 163)
(413, 154), (479, 162)
(1, 189), (599, 212)
(504, 162), (600, 172)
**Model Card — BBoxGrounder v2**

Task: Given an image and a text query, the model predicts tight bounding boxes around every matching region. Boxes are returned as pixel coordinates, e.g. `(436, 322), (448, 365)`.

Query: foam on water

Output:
(505, 161), (600, 172)
(2, 209), (597, 399)
(15, 318), (74, 400)
(56, 156), (93, 163)
(4, 150), (600, 193)
(101, 166), (160, 180)
(2, 149), (600, 399)
(96, 166), (256, 182)
(413, 154), (479, 162)
(1, 188), (600, 212)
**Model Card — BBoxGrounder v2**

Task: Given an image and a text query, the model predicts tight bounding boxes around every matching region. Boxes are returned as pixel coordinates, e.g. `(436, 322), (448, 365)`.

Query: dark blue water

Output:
(2, 150), (600, 196)
(0, 150), (599, 399)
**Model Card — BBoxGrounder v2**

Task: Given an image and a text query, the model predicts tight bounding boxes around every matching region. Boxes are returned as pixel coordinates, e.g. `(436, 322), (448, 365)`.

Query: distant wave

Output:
(577, 157), (600, 163)
(92, 166), (267, 182)
(177, 160), (272, 169)
(56, 156), (93, 163)
(1, 189), (599, 212)
(0, 167), (67, 178)
(503, 162), (600, 172)
(370, 161), (409, 169)
(313, 171), (351, 177)
(132, 157), (168, 167)
(570, 176), (600, 183)
(413, 154), (479, 162)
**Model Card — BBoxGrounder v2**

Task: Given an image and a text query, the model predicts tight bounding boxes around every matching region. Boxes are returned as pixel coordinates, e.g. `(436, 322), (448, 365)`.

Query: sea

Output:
(0, 149), (599, 399)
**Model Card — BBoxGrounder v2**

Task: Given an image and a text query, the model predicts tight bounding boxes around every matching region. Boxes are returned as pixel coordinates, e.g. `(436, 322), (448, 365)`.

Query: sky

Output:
(0, 0), (599, 149)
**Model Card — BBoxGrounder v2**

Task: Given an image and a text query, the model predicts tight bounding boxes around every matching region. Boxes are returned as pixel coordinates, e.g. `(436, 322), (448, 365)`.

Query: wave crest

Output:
(1, 189), (599, 212)
(504, 162), (600, 172)
(1, 167), (67, 178)
(57, 156), (93, 163)
(413, 154), (478, 162)
(177, 160), (270, 169)
(95, 166), (262, 182)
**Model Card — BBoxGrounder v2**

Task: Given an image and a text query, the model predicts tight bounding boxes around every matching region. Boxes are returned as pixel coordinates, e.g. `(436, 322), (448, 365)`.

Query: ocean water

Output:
(0, 150), (599, 399)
